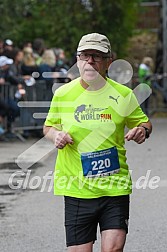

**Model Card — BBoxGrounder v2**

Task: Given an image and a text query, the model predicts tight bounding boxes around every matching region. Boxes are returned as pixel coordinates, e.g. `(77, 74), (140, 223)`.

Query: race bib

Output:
(81, 147), (120, 178)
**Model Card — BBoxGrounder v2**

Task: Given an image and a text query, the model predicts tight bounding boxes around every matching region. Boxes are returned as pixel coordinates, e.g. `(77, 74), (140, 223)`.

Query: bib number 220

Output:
(91, 158), (111, 170)
(81, 147), (120, 177)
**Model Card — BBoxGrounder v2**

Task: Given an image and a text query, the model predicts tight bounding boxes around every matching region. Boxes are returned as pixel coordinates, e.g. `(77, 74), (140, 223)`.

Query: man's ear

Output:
(76, 56), (80, 68)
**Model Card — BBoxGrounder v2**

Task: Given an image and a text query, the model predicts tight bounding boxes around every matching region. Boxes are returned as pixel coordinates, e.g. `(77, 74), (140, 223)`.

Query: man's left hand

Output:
(125, 127), (146, 144)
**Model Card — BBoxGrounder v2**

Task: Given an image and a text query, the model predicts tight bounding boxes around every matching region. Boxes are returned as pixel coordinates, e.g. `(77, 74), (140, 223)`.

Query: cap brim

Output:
(77, 45), (109, 53)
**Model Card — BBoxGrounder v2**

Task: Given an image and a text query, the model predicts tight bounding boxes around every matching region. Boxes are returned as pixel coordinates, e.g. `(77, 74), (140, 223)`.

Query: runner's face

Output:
(77, 50), (112, 84)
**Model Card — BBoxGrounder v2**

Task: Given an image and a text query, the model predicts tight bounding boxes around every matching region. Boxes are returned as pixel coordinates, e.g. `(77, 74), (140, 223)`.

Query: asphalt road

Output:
(0, 118), (166, 252)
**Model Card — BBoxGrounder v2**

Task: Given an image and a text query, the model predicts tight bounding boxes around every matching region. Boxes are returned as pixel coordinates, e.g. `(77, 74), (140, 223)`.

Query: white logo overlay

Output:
(8, 169), (161, 192)
(8, 59), (155, 191)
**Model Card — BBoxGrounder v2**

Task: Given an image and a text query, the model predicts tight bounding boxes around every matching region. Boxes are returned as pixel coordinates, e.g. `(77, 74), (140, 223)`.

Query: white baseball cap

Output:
(5, 39), (13, 46)
(0, 56), (13, 67)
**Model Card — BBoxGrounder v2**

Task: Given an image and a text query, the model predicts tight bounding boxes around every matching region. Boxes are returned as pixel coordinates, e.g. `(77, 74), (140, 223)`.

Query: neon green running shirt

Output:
(45, 77), (148, 198)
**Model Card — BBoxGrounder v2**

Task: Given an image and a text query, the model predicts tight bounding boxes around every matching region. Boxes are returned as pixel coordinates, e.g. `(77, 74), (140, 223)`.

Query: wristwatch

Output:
(141, 126), (150, 139)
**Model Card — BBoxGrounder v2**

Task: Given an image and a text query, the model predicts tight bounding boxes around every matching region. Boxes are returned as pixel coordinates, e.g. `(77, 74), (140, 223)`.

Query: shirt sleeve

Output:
(125, 91), (149, 129)
(44, 93), (62, 130)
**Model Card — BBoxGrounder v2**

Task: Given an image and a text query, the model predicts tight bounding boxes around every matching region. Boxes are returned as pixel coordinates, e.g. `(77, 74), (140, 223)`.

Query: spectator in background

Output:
(6, 48), (29, 133)
(2, 39), (14, 59)
(38, 49), (56, 80)
(53, 48), (69, 72)
(4, 39), (13, 50)
(0, 56), (13, 84)
(138, 57), (153, 115)
(38, 49), (56, 100)
(0, 55), (13, 136)
(0, 55), (19, 136)
(138, 57), (153, 85)
(32, 38), (45, 65)
(7, 48), (34, 86)
(7, 48), (25, 85)
(21, 47), (38, 76)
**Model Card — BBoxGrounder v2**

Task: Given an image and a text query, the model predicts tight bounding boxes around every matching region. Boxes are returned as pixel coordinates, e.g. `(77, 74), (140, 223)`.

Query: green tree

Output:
(0, 0), (140, 57)
(84, 0), (140, 56)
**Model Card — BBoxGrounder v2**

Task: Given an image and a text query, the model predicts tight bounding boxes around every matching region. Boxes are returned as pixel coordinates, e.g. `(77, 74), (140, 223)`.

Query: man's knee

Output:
(101, 229), (126, 252)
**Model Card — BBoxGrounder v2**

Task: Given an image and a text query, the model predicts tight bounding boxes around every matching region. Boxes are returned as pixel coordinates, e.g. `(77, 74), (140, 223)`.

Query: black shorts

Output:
(64, 195), (130, 247)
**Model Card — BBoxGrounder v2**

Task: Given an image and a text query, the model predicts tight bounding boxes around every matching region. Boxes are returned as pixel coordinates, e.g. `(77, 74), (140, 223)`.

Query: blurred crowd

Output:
(0, 38), (76, 139)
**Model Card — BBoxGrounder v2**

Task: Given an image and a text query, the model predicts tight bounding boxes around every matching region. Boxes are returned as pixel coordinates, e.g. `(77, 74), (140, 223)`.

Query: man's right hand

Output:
(43, 126), (73, 149)
(54, 131), (73, 149)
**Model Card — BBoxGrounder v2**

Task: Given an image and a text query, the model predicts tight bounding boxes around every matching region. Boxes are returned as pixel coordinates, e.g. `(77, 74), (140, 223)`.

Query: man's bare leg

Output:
(101, 229), (126, 252)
